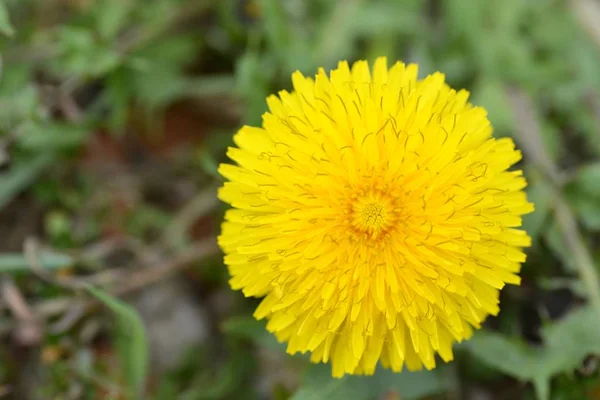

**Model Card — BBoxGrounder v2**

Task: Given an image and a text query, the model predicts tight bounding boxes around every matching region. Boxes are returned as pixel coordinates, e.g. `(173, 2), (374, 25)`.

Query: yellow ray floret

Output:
(218, 58), (534, 377)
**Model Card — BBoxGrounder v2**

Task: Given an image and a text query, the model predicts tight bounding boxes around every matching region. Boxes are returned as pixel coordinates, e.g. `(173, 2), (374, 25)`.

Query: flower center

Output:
(350, 190), (397, 240)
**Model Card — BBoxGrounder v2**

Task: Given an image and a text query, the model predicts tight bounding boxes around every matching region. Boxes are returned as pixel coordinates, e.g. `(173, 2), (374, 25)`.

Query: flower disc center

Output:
(350, 191), (397, 239)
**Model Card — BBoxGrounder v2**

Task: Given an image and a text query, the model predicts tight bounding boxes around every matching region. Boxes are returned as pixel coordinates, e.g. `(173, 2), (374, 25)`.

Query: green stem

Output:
(553, 194), (600, 311)
(508, 88), (600, 314)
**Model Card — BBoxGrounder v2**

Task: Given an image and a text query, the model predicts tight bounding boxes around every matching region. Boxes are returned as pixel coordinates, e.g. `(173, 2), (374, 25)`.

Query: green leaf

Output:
(522, 179), (553, 241)
(544, 221), (577, 273)
(0, 63), (34, 95)
(292, 363), (450, 400)
(235, 50), (271, 125)
(123, 35), (205, 109)
(0, 0), (15, 37)
(569, 162), (600, 198)
(18, 122), (89, 150)
(469, 306), (600, 400)
(468, 333), (537, 381)
(563, 165), (600, 231)
(215, 0), (246, 40)
(537, 277), (588, 298)
(539, 121), (563, 163)
(197, 148), (223, 180)
(135, 75), (235, 110)
(313, 0), (363, 71)
(471, 80), (515, 136)
(131, 34), (200, 69)
(0, 86), (40, 131)
(94, 0), (134, 40)
(54, 26), (121, 77)
(565, 193), (600, 231)
(353, 1), (422, 37)
(258, 0), (291, 58)
(0, 252), (73, 272)
(0, 64), (41, 130)
(0, 153), (54, 210)
(87, 286), (148, 398)
(104, 68), (132, 130)
(176, 76), (236, 98)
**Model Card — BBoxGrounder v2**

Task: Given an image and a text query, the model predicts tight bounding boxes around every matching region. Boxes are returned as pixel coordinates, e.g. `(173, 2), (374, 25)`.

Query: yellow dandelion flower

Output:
(218, 57), (534, 377)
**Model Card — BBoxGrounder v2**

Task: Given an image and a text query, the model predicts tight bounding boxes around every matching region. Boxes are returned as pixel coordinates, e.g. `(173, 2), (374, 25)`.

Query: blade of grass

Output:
(0, 152), (54, 210)
(509, 88), (600, 313)
(0, 0), (14, 37)
(87, 286), (148, 399)
(314, 0), (364, 69)
(0, 252), (73, 272)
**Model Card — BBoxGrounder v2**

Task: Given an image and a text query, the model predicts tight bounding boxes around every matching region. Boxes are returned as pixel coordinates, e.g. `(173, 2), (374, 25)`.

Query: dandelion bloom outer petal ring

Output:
(218, 58), (534, 377)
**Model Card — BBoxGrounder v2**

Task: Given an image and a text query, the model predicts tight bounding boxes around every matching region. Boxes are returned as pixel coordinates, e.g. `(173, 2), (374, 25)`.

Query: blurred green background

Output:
(1, 0), (600, 399)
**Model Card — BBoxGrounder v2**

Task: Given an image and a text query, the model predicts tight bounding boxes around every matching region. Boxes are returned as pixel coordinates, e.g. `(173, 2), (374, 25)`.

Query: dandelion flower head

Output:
(218, 57), (534, 377)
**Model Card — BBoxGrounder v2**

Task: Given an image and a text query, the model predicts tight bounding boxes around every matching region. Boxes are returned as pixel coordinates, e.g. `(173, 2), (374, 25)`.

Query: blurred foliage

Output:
(0, 0), (600, 399)
(87, 286), (149, 398)
(469, 306), (600, 400)
(291, 363), (451, 400)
